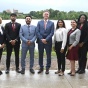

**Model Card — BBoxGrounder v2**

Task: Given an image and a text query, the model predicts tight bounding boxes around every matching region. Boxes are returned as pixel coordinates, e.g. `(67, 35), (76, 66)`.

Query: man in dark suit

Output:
(5, 13), (21, 74)
(36, 10), (54, 74)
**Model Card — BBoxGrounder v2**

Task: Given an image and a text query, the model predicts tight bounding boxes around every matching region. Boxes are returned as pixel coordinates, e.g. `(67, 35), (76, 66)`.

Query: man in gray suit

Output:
(19, 15), (36, 74)
(36, 10), (54, 74)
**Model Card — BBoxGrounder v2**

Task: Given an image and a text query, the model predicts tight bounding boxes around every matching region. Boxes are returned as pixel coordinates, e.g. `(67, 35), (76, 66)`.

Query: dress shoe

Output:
(0, 70), (3, 75)
(21, 69), (25, 74)
(5, 69), (9, 74)
(45, 69), (49, 74)
(75, 69), (80, 73)
(38, 68), (43, 74)
(30, 69), (35, 74)
(16, 69), (21, 73)
(78, 70), (85, 74)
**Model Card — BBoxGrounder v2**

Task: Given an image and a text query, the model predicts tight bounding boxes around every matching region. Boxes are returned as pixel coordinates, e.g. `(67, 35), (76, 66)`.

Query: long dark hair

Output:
(56, 19), (66, 29)
(77, 14), (88, 28)
(78, 14), (87, 24)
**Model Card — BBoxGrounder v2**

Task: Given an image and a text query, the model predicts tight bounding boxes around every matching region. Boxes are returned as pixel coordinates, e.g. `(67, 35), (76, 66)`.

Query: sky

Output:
(0, 0), (88, 13)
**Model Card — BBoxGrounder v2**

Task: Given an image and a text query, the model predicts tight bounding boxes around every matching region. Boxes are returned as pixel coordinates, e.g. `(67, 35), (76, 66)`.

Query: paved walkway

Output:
(0, 70), (88, 88)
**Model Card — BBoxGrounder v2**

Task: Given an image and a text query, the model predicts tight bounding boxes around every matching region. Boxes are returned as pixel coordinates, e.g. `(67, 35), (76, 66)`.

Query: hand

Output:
(41, 39), (47, 44)
(27, 40), (31, 45)
(60, 49), (64, 53)
(79, 42), (84, 47)
(68, 45), (73, 50)
(11, 40), (16, 45)
(0, 44), (5, 49)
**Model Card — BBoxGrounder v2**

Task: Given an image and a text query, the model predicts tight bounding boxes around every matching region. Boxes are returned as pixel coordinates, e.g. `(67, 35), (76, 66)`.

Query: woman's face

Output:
(80, 15), (86, 23)
(58, 20), (63, 27)
(71, 20), (77, 28)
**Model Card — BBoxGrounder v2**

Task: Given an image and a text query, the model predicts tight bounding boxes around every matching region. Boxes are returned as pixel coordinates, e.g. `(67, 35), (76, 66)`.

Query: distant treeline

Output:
(1, 9), (88, 20)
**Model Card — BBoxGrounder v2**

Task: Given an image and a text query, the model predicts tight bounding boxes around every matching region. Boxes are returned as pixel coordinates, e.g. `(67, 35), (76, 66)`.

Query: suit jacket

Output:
(78, 23), (88, 44)
(19, 24), (36, 47)
(0, 26), (6, 44)
(36, 20), (54, 44)
(5, 22), (21, 44)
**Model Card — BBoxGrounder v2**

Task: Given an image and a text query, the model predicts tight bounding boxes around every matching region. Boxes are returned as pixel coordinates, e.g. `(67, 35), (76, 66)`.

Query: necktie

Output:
(44, 21), (47, 29)
(12, 23), (15, 31)
(28, 25), (30, 35)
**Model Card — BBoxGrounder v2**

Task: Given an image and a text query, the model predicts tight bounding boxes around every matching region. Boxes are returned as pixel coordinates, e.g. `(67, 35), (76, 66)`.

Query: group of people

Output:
(0, 10), (88, 77)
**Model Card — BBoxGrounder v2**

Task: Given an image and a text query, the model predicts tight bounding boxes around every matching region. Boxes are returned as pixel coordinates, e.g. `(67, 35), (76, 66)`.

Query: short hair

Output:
(25, 15), (32, 19)
(43, 10), (50, 14)
(10, 13), (17, 17)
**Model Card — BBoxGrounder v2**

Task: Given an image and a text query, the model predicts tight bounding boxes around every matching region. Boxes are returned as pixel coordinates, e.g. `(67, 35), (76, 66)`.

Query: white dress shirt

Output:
(0, 24), (3, 35)
(54, 28), (67, 49)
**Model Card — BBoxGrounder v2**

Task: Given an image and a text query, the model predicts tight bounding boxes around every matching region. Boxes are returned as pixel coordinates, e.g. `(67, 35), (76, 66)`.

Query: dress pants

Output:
(38, 43), (52, 69)
(55, 41), (67, 72)
(6, 42), (20, 70)
(21, 44), (35, 70)
(78, 44), (88, 71)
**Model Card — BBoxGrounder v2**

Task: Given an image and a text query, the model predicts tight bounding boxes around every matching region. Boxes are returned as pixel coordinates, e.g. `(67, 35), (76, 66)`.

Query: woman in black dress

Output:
(0, 17), (5, 75)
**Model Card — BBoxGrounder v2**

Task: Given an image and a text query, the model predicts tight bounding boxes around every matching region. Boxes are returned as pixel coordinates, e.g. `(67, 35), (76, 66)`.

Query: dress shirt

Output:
(0, 25), (3, 35)
(54, 28), (67, 49)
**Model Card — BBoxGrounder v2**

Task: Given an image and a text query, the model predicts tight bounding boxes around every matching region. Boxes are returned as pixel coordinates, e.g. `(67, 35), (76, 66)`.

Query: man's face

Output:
(43, 12), (49, 20)
(10, 15), (16, 22)
(25, 17), (32, 25)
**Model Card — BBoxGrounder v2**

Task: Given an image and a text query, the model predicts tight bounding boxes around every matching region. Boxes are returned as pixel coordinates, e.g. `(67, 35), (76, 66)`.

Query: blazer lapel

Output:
(42, 20), (45, 29)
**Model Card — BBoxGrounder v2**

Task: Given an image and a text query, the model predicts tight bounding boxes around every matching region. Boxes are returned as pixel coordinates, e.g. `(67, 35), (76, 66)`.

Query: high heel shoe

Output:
(68, 72), (72, 75)
(70, 73), (75, 76)
(59, 72), (64, 76)
(55, 70), (60, 74)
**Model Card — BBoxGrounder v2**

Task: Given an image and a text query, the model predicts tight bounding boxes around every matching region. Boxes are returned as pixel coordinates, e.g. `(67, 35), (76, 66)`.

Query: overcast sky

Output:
(0, 0), (88, 13)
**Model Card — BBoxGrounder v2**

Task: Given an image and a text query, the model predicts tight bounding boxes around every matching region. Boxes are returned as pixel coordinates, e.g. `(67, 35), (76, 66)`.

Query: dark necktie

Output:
(12, 23), (15, 31)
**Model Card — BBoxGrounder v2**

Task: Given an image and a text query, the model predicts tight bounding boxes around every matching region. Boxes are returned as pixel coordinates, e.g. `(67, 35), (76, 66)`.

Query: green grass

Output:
(2, 50), (56, 59)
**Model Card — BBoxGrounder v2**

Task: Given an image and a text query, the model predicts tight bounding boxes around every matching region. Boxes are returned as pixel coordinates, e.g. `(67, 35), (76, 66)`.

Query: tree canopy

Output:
(1, 9), (88, 20)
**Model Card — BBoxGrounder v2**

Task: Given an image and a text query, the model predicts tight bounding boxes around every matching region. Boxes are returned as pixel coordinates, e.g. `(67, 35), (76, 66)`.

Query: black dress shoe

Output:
(78, 70), (85, 74)
(16, 69), (21, 73)
(21, 69), (25, 74)
(30, 69), (35, 74)
(38, 68), (43, 74)
(0, 70), (3, 75)
(75, 69), (80, 73)
(5, 69), (9, 74)
(45, 69), (49, 74)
